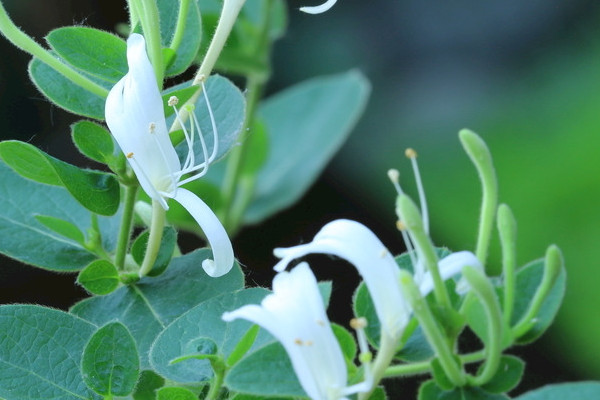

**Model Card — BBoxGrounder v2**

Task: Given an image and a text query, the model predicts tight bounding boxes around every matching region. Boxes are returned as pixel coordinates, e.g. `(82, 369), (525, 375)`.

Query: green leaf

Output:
(149, 288), (271, 383)
(243, 71), (370, 224)
(331, 323), (357, 363)
(168, 75), (246, 164)
(480, 355), (525, 393)
(156, 0), (202, 76)
(70, 249), (244, 368)
(225, 342), (305, 397)
(71, 121), (115, 164)
(82, 322), (140, 396)
(0, 140), (120, 215)
(157, 387), (198, 400)
(227, 324), (260, 366)
(35, 214), (86, 244)
(29, 57), (107, 120)
(418, 380), (510, 400)
(131, 227), (177, 276)
(0, 160), (120, 271)
(132, 370), (165, 400)
(512, 258), (566, 344)
(46, 26), (127, 83)
(77, 259), (120, 295)
(514, 382), (600, 400)
(0, 305), (99, 399)
(240, 117), (269, 175)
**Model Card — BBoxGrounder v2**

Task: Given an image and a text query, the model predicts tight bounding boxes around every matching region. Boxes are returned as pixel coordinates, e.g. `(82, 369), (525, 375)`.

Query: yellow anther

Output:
(126, 152), (134, 158)
(168, 96), (179, 106)
(379, 248), (388, 258)
(405, 148), (417, 159)
(350, 317), (368, 330)
(305, 340), (314, 346)
(294, 338), (303, 345)
(316, 319), (326, 326)
(149, 122), (156, 134)
(396, 220), (407, 231)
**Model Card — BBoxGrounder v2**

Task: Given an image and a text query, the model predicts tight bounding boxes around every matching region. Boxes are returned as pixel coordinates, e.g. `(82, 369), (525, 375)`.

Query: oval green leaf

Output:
(77, 259), (120, 295)
(71, 120), (115, 164)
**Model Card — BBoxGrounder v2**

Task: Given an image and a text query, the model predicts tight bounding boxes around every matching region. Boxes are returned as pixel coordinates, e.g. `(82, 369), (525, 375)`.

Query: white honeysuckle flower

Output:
(223, 263), (371, 400)
(105, 33), (233, 277)
(300, 0), (338, 14)
(273, 220), (483, 339)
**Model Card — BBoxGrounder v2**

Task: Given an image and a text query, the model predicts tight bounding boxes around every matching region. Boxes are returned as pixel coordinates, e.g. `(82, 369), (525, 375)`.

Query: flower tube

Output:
(223, 263), (370, 400)
(105, 33), (233, 277)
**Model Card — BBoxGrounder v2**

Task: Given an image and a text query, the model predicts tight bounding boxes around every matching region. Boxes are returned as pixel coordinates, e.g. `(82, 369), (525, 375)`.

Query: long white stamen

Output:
(387, 169), (403, 196)
(201, 81), (219, 163)
(127, 153), (169, 209)
(396, 220), (419, 276)
(172, 104), (195, 171)
(406, 148), (429, 234)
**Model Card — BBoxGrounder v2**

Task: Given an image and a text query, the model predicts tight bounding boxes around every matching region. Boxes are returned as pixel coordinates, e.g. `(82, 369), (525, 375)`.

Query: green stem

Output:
(462, 266), (503, 386)
(114, 184), (138, 270)
(396, 195), (451, 308)
(221, 76), (264, 232)
(399, 270), (466, 386)
(383, 350), (486, 378)
(0, 1), (108, 98)
(206, 360), (226, 400)
(459, 129), (498, 267)
(170, 0), (191, 53)
(512, 245), (563, 338)
(358, 331), (398, 400)
(138, 200), (166, 277)
(497, 204), (517, 326)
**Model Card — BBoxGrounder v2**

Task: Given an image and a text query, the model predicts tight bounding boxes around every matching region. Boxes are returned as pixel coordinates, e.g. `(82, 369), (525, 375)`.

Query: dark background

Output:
(1, 0), (599, 397)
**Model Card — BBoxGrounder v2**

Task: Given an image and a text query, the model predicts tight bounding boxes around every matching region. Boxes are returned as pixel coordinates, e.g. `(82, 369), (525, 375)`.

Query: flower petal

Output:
(274, 219), (410, 339)
(300, 0), (338, 14)
(417, 251), (482, 296)
(105, 33), (180, 203)
(223, 263), (347, 400)
(172, 188), (233, 277)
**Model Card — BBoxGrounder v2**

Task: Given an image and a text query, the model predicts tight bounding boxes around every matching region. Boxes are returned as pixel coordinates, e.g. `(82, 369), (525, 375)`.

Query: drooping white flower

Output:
(222, 263), (370, 400)
(300, 0), (338, 14)
(105, 33), (233, 277)
(273, 220), (482, 339)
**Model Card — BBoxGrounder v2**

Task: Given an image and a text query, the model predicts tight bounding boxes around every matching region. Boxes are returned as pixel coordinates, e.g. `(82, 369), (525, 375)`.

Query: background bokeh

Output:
(0, 0), (599, 397)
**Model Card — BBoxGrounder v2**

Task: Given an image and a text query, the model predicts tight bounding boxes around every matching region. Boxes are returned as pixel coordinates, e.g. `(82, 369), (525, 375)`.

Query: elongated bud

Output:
(497, 204), (517, 324)
(459, 129), (498, 267)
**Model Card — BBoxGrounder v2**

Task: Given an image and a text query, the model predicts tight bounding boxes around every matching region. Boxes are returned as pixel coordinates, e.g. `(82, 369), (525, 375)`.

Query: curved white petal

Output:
(223, 263), (348, 400)
(274, 219), (410, 339)
(417, 251), (482, 296)
(105, 33), (180, 202)
(172, 188), (233, 277)
(300, 0), (338, 14)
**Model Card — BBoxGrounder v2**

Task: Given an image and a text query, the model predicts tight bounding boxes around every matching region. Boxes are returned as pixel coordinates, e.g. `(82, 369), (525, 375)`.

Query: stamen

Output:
(126, 154), (169, 210)
(405, 148), (429, 234)
(396, 220), (419, 274)
(172, 105), (195, 171)
(201, 81), (219, 164)
(149, 122), (156, 134)
(387, 168), (403, 195)
(346, 317), (373, 396)
(126, 152), (134, 158)
(294, 338), (303, 345)
(168, 96), (179, 107)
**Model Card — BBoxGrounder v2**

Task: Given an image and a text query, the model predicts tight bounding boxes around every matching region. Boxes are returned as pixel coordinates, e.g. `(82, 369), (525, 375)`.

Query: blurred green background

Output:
(0, 0), (599, 395)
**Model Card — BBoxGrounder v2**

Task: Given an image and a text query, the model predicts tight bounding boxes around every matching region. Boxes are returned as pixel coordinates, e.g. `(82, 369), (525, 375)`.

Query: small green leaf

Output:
(512, 258), (566, 344)
(331, 323), (357, 363)
(71, 249), (244, 368)
(131, 227), (177, 276)
(225, 342), (305, 398)
(71, 120), (115, 164)
(82, 322), (140, 396)
(227, 324), (260, 366)
(77, 259), (120, 295)
(157, 387), (198, 400)
(0, 160), (120, 271)
(418, 380), (510, 400)
(0, 305), (98, 399)
(29, 57), (107, 119)
(149, 288), (271, 383)
(481, 355), (525, 394)
(46, 26), (127, 83)
(0, 140), (120, 215)
(514, 382), (600, 400)
(132, 370), (165, 400)
(34, 214), (85, 244)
